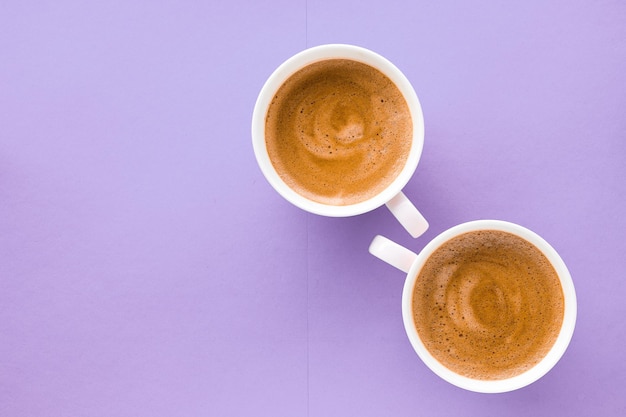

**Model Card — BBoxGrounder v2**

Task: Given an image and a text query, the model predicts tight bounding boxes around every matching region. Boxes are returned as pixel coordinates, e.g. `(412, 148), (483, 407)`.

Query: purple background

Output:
(1, 0), (625, 415)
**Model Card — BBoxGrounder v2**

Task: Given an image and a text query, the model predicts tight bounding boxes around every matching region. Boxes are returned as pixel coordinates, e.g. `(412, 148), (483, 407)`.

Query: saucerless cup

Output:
(369, 220), (577, 393)
(252, 44), (428, 237)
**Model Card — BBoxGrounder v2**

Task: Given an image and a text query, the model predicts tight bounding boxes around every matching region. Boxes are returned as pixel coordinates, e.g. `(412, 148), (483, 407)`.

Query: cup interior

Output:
(251, 44), (424, 217)
(401, 220), (577, 393)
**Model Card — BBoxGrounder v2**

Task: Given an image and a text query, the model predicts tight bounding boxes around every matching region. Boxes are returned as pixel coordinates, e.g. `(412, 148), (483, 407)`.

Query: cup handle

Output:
(385, 191), (429, 238)
(369, 235), (418, 274)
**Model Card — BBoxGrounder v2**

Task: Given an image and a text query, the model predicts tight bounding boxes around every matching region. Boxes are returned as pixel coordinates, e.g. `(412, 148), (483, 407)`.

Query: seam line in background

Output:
(306, 213), (310, 417)
(305, 2), (310, 416)
(305, 0), (309, 48)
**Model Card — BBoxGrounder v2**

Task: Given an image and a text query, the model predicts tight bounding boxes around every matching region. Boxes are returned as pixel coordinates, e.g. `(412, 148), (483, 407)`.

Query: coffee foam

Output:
(265, 59), (412, 206)
(412, 230), (565, 380)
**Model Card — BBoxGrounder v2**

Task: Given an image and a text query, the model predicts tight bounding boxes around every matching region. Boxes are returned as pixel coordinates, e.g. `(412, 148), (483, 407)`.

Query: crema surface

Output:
(412, 230), (564, 380)
(265, 59), (412, 205)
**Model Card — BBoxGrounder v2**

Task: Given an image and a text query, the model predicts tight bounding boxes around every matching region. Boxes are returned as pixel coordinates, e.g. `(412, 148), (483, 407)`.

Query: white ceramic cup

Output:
(369, 220), (577, 393)
(251, 44), (428, 238)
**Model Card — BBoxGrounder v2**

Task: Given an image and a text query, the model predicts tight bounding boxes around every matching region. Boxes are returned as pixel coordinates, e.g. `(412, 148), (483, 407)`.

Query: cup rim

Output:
(251, 43), (424, 217)
(401, 219), (577, 393)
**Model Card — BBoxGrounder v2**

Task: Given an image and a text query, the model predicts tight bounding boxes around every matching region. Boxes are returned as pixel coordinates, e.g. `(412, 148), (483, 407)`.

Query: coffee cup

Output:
(252, 44), (428, 238)
(369, 220), (577, 393)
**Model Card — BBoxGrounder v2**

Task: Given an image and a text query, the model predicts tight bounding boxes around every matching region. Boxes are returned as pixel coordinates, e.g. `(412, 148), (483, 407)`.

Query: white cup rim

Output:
(251, 44), (424, 217)
(401, 220), (577, 393)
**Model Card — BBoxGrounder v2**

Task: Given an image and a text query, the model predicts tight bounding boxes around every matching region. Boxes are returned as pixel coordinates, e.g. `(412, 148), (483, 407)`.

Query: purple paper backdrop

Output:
(1, 0), (625, 416)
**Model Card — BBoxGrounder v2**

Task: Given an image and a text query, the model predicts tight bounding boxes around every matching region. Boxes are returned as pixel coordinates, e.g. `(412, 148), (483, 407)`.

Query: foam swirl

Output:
(265, 59), (412, 205)
(293, 83), (381, 161)
(412, 230), (564, 380)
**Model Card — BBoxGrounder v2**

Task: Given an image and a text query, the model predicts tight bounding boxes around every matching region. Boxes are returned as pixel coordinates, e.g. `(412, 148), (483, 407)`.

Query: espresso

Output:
(264, 59), (412, 205)
(412, 230), (564, 380)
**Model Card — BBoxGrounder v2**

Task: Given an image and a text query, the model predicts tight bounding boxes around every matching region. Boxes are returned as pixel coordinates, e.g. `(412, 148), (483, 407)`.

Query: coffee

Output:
(411, 230), (564, 380)
(264, 59), (412, 206)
